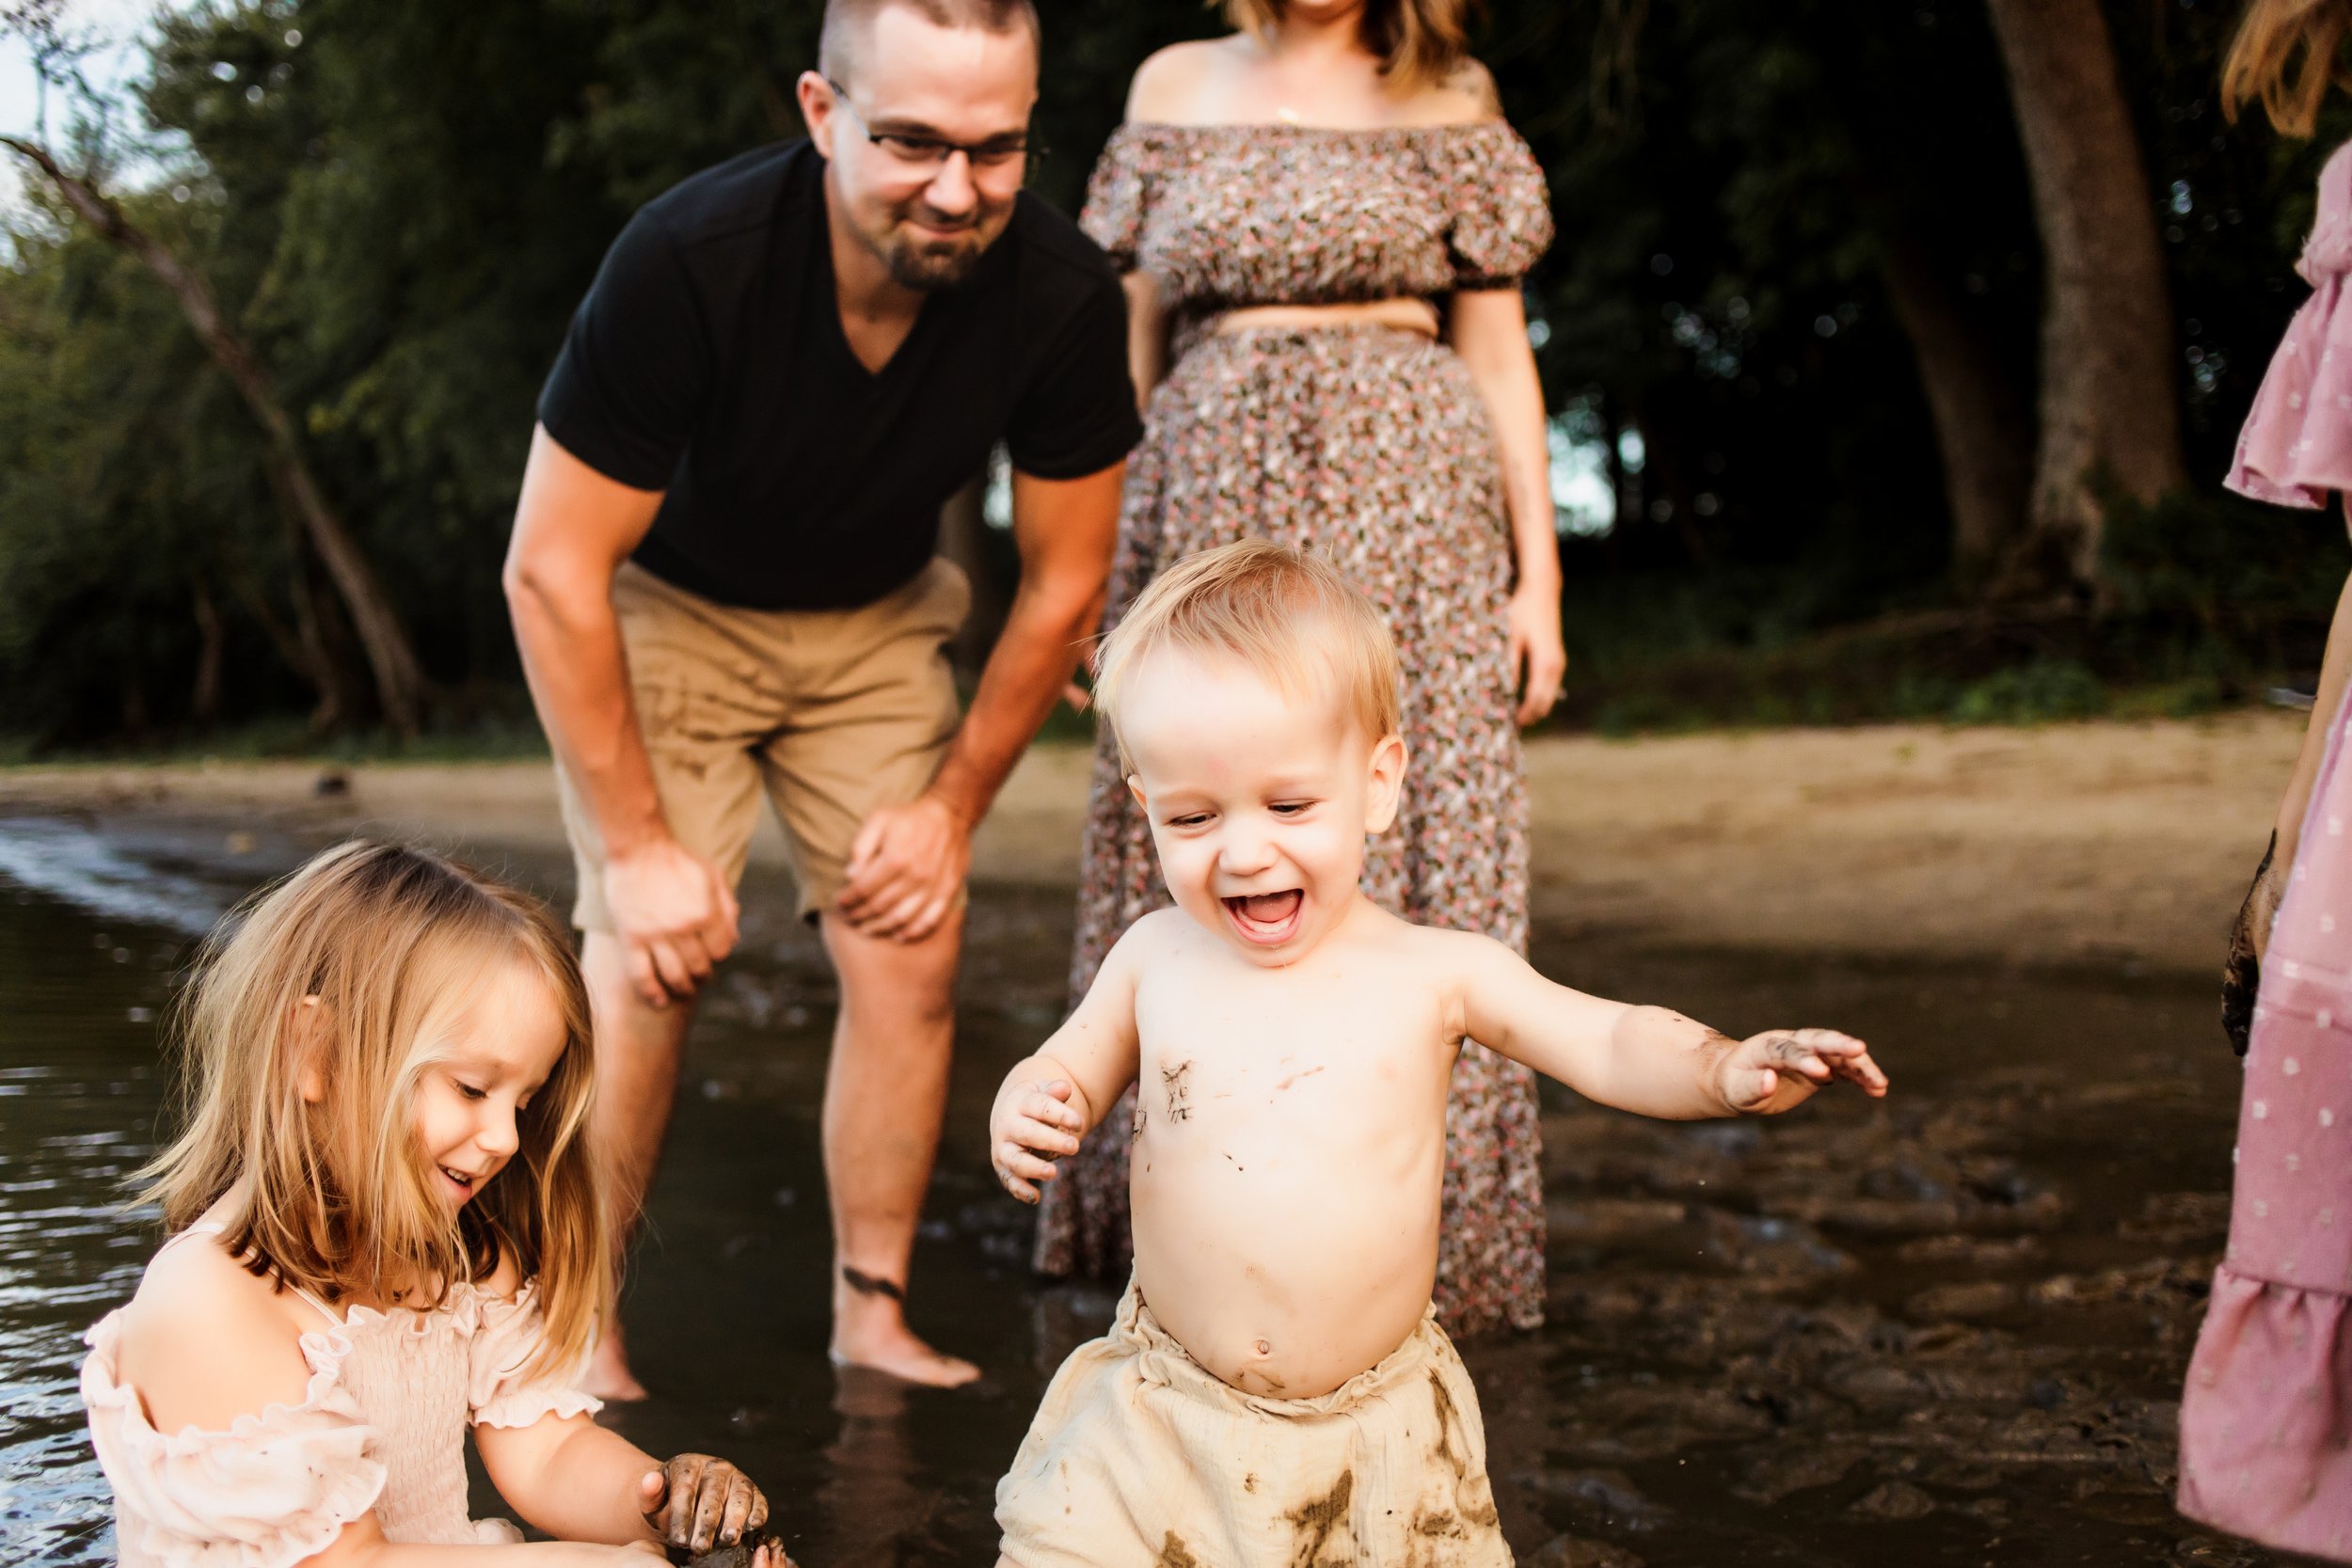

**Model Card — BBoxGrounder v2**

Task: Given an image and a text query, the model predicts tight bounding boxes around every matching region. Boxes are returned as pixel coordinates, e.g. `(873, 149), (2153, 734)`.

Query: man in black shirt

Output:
(504, 0), (1139, 1394)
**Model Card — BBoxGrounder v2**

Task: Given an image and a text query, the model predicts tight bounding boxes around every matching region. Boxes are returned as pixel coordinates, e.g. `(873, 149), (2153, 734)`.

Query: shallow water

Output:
(0, 813), (2297, 1567)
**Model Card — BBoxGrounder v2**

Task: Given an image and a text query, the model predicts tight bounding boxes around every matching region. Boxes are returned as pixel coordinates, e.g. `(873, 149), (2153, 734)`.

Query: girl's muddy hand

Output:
(642, 1454), (769, 1556)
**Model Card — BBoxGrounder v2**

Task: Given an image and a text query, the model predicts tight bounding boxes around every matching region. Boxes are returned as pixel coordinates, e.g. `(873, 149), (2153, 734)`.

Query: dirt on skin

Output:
(0, 709), (2299, 976)
(0, 714), (2310, 1566)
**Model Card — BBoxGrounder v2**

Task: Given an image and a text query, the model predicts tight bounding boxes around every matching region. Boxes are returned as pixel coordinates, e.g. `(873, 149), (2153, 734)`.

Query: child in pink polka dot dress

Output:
(2177, 6), (2352, 1559)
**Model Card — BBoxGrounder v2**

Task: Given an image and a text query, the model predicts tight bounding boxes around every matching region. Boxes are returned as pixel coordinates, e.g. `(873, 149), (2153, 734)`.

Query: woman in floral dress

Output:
(1030, 0), (1565, 1337)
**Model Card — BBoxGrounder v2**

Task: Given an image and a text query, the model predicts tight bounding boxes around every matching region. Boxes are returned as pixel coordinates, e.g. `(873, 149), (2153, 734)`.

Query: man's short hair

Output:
(1092, 540), (1404, 768)
(818, 0), (1041, 86)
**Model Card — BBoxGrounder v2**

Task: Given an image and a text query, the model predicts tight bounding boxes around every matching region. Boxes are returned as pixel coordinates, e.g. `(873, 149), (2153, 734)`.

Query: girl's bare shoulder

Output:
(117, 1229), (318, 1425)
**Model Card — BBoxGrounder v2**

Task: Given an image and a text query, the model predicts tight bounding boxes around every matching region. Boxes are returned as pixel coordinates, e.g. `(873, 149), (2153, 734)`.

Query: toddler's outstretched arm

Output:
(987, 925), (1146, 1203)
(1452, 933), (1887, 1118)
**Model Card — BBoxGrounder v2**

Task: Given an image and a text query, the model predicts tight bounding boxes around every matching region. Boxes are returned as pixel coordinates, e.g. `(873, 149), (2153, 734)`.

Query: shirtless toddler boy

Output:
(989, 540), (1888, 1567)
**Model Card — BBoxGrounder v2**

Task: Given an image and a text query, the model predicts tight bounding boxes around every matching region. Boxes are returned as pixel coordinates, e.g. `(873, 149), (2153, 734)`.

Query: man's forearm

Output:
(923, 571), (1104, 830)
(507, 572), (669, 856)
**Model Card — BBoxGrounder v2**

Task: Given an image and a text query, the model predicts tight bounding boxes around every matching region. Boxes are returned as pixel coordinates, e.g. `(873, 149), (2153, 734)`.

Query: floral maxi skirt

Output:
(1028, 325), (1547, 1338)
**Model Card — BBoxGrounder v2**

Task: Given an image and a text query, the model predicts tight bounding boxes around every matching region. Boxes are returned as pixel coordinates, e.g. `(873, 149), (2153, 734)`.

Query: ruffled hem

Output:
(82, 1309), (388, 1568)
(1082, 119), (1551, 288)
(467, 1281), (600, 1429)
(471, 1386), (603, 1430)
(2178, 1265), (2352, 1560)
(2230, 143), (2352, 514)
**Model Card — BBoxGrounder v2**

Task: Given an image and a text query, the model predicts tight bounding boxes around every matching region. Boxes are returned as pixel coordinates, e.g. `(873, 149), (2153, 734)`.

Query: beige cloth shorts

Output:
(558, 558), (969, 928)
(996, 1278), (1511, 1568)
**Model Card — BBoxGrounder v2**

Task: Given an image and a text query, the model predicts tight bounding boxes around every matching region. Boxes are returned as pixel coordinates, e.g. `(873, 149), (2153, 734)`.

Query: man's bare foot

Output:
(829, 1282), (979, 1387)
(583, 1321), (651, 1402)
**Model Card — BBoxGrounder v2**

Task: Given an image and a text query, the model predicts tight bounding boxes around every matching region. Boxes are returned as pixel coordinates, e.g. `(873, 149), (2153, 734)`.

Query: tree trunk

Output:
(233, 569), (350, 731)
(1875, 226), (2035, 576)
(3, 135), (429, 736)
(190, 579), (225, 727)
(1982, 0), (2188, 594)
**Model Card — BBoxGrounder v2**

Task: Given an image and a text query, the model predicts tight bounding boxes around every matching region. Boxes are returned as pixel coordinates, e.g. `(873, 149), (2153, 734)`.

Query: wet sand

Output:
(0, 709), (2301, 976)
(0, 714), (2307, 1565)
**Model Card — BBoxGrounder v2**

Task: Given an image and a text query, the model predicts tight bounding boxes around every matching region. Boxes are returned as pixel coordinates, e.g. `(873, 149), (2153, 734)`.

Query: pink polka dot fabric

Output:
(2182, 140), (2352, 1562)
(2230, 141), (2352, 510)
(2178, 935), (2352, 1556)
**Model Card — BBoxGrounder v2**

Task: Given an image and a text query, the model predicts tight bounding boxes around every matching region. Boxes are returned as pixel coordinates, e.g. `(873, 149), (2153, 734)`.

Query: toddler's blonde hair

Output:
(1092, 540), (1402, 767)
(137, 841), (608, 1378)
(2223, 0), (2352, 135)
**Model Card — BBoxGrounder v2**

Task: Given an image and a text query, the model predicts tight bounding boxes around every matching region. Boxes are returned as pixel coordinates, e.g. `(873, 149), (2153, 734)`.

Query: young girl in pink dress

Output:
(79, 842), (783, 1566)
(2179, 4), (2352, 1558)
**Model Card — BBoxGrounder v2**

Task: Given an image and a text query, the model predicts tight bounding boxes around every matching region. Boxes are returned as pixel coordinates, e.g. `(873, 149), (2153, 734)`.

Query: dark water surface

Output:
(0, 814), (2298, 1566)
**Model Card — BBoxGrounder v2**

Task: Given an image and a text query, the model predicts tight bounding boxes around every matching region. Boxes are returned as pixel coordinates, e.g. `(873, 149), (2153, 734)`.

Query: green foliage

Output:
(2, 0), (2348, 747)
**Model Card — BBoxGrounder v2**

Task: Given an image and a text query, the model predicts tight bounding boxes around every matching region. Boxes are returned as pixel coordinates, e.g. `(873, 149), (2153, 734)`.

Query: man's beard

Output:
(874, 199), (1012, 291)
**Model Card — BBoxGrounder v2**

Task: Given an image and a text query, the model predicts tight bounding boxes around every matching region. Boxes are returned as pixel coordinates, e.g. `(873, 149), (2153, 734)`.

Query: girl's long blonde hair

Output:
(2224, 0), (2352, 136)
(1221, 0), (1477, 96)
(138, 841), (608, 1378)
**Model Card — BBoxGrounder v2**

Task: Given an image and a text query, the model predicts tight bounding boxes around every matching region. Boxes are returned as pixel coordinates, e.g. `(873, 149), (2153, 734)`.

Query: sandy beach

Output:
(0, 709), (2299, 976)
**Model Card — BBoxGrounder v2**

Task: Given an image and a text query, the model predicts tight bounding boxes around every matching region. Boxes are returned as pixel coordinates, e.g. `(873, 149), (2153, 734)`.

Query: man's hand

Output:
(1716, 1029), (1887, 1116)
(990, 1077), (1083, 1204)
(834, 794), (970, 942)
(604, 838), (740, 1008)
(1508, 577), (1567, 726)
(639, 1453), (770, 1558)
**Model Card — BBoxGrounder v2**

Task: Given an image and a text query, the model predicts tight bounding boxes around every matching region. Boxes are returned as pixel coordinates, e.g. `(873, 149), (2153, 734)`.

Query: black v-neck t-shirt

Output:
(538, 140), (1141, 610)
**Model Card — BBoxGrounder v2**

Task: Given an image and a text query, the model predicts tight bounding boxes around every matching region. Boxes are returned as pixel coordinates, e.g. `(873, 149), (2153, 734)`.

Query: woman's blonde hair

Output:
(1220, 0), (1476, 95)
(1092, 539), (1402, 768)
(138, 841), (608, 1378)
(2223, 0), (2352, 136)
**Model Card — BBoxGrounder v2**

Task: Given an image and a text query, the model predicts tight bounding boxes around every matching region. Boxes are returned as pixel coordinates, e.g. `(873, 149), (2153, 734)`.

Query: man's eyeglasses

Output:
(823, 77), (1039, 176)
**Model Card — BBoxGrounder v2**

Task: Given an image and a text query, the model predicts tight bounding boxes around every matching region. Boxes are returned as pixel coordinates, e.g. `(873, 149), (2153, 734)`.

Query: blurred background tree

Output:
(1, 0), (2346, 746)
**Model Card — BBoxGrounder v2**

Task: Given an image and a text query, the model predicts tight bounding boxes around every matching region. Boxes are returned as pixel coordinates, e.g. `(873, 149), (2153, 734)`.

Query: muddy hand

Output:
(675, 1539), (794, 1568)
(1720, 1029), (1887, 1115)
(642, 1454), (768, 1558)
(992, 1078), (1082, 1204)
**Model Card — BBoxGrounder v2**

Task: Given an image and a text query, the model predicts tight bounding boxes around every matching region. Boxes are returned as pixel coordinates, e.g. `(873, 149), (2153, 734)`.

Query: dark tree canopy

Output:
(0, 0), (2344, 744)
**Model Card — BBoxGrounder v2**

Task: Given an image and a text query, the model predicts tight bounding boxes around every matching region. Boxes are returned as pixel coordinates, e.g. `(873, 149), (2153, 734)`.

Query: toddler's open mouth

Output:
(1222, 889), (1303, 945)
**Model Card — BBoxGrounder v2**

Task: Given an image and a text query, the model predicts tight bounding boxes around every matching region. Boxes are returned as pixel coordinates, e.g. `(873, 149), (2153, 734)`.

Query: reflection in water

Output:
(0, 816), (2301, 1566)
(818, 1368), (930, 1565)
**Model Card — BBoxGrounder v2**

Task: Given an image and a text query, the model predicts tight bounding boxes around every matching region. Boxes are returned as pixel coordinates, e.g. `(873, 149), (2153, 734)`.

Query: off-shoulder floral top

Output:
(1081, 119), (1552, 356)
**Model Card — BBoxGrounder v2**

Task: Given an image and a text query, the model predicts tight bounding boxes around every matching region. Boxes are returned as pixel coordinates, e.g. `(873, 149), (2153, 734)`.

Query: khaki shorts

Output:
(558, 558), (969, 929)
(996, 1278), (1511, 1568)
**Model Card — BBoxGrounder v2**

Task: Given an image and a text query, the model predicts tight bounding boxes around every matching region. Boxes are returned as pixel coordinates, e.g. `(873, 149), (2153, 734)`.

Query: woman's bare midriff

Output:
(1214, 297), (1440, 339)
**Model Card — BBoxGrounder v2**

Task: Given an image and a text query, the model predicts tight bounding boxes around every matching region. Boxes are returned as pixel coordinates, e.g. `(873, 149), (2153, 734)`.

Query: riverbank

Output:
(0, 710), (2299, 976)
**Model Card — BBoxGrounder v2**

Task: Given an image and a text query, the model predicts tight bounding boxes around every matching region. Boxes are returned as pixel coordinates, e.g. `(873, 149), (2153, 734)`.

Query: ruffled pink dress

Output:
(2179, 140), (2352, 1562)
(80, 1224), (600, 1567)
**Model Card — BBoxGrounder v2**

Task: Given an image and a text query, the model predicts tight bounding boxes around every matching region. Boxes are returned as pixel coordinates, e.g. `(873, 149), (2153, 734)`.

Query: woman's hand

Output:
(1507, 577), (1566, 726)
(640, 1454), (769, 1558)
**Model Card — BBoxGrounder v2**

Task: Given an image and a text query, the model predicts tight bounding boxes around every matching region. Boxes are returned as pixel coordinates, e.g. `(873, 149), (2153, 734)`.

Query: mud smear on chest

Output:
(1162, 1059), (1194, 1122)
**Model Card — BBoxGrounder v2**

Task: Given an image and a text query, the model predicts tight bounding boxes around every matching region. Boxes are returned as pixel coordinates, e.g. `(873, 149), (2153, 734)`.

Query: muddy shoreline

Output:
(0, 711), (2297, 977)
(0, 721), (2303, 1565)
